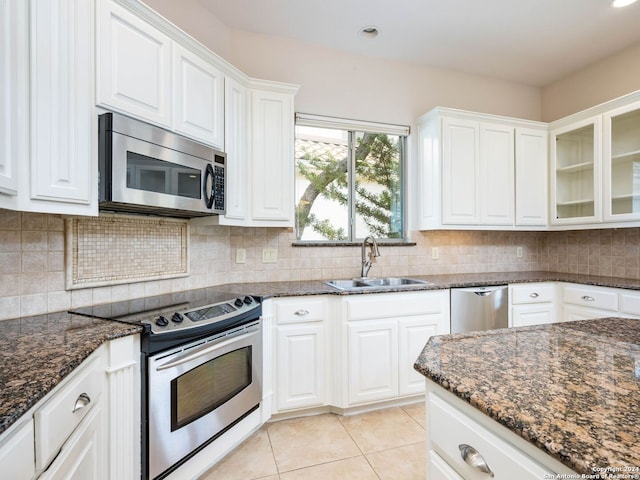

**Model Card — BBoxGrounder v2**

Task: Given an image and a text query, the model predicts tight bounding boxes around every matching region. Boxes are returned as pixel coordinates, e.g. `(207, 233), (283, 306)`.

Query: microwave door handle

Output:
(156, 330), (258, 371)
(203, 163), (215, 209)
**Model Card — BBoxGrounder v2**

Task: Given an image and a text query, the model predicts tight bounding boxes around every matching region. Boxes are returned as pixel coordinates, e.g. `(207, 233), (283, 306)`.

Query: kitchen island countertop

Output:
(414, 317), (640, 474)
(0, 312), (143, 435)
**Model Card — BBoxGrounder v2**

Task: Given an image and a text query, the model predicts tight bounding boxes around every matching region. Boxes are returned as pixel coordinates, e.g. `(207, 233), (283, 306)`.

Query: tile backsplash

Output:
(1, 208), (638, 320)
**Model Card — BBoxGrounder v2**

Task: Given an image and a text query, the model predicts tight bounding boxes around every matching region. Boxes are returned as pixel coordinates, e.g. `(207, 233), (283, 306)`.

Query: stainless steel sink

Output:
(325, 279), (370, 290)
(325, 277), (430, 290)
(360, 277), (429, 287)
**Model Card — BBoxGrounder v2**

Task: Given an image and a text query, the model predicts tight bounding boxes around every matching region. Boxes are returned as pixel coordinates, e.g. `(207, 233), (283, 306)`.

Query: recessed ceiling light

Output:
(358, 26), (380, 40)
(612, 0), (637, 7)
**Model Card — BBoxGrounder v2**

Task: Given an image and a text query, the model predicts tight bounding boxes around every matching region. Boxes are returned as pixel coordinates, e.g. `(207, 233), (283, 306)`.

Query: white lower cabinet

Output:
(426, 383), (572, 479)
(272, 297), (327, 412)
(38, 404), (104, 480)
(277, 323), (325, 411)
(270, 290), (449, 413)
(618, 290), (640, 319)
(348, 319), (399, 404)
(399, 317), (443, 396)
(344, 291), (450, 406)
(509, 283), (556, 327)
(561, 284), (619, 321)
(0, 419), (35, 480)
(34, 353), (105, 472)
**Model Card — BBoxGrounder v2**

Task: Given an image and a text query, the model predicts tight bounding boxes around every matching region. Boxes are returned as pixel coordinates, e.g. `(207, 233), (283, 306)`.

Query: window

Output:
(294, 114), (408, 242)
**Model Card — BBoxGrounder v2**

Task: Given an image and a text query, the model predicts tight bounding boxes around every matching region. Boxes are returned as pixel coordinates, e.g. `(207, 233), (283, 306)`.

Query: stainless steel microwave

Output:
(98, 112), (226, 217)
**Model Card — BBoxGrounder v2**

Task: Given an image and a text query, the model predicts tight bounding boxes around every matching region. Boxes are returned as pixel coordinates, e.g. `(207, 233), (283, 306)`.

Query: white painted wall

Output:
(141, 0), (233, 60)
(541, 41), (640, 121)
(143, 0), (542, 125)
(228, 31), (542, 126)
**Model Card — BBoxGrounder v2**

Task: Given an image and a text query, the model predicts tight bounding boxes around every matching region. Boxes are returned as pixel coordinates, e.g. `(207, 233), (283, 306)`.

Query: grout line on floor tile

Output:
(264, 422), (280, 475)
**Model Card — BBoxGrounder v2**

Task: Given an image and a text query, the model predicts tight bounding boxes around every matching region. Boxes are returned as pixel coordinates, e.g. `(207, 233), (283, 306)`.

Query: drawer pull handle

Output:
(581, 295), (595, 302)
(458, 444), (494, 477)
(294, 309), (309, 316)
(529, 293), (539, 298)
(72, 393), (91, 413)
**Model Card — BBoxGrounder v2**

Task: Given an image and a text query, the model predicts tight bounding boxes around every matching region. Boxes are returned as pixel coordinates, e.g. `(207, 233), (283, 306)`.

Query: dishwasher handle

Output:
(474, 291), (493, 296)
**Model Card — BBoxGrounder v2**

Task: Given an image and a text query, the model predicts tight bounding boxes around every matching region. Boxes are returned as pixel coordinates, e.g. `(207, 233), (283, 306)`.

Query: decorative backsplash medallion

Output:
(66, 214), (189, 289)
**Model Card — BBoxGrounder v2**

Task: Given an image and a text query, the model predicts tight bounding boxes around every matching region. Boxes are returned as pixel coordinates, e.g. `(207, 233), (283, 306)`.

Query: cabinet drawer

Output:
(429, 450), (464, 480)
(275, 298), (325, 324)
(429, 393), (553, 480)
(345, 291), (448, 320)
(619, 291), (640, 317)
(34, 353), (104, 470)
(511, 283), (554, 304)
(562, 285), (618, 311)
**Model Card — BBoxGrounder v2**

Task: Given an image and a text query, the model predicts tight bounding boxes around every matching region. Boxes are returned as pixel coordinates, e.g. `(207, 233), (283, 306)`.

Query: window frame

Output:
(294, 113), (410, 243)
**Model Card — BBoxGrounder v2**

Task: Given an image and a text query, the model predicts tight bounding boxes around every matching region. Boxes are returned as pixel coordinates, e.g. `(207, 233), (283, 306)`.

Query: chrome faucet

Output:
(360, 236), (381, 278)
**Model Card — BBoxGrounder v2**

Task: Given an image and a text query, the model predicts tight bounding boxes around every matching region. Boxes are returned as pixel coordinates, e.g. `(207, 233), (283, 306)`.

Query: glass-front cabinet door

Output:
(550, 116), (602, 225)
(603, 101), (640, 222)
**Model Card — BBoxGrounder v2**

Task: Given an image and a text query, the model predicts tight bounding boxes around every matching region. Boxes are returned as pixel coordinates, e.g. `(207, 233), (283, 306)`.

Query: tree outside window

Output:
(294, 119), (406, 242)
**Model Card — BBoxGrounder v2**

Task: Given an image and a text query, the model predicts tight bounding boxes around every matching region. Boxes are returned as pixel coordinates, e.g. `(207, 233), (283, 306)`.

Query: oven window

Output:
(127, 151), (201, 199)
(171, 346), (252, 431)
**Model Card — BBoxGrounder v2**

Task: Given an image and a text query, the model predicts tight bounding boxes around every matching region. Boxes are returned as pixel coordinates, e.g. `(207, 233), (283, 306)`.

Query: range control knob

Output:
(155, 316), (169, 327)
(171, 312), (184, 323)
(234, 298), (244, 308)
(243, 296), (253, 305)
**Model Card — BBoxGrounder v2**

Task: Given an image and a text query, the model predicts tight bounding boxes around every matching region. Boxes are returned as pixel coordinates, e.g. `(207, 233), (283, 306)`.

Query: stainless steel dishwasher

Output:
(450, 285), (508, 333)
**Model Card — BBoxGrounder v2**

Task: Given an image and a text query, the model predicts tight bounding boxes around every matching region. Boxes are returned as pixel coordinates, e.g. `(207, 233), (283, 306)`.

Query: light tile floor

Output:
(199, 402), (426, 480)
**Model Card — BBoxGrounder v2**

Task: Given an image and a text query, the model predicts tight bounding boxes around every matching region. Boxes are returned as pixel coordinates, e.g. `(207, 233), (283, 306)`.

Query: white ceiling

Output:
(198, 0), (640, 87)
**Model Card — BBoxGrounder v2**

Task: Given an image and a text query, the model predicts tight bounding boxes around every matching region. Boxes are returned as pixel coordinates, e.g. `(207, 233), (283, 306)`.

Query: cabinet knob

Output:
(581, 295), (595, 302)
(529, 292), (539, 298)
(72, 393), (91, 413)
(294, 309), (309, 316)
(458, 444), (494, 477)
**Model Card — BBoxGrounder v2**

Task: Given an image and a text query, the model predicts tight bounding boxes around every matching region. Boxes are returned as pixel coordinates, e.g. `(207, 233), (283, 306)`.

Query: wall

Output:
(141, 0), (233, 61)
(143, 0), (542, 125)
(228, 31), (542, 126)
(541, 41), (640, 122)
(2, 207), (639, 321)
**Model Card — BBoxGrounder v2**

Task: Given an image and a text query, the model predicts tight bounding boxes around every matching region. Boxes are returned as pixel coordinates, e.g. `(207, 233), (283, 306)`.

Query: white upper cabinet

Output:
(251, 86), (296, 223)
(220, 76), (249, 222)
(30, 0), (95, 208)
(550, 116), (602, 225)
(603, 100), (640, 222)
(173, 43), (224, 150)
(418, 108), (546, 230)
(0, 0), (97, 216)
(97, 0), (172, 127)
(97, 0), (225, 149)
(441, 117), (480, 224)
(480, 122), (514, 225)
(0, 0), (26, 198)
(515, 127), (548, 226)
(97, 0), (300, 227)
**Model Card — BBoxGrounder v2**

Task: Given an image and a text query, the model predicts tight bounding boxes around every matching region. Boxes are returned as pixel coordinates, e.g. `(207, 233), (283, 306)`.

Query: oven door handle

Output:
(155, 330), (257, 371)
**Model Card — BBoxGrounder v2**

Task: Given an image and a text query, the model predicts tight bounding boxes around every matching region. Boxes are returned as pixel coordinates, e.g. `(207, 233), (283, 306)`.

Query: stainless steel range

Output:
(72, 289), (262, 480)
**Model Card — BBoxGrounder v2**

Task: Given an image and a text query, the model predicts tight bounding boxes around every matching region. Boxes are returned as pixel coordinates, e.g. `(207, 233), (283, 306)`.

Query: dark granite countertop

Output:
(219, 271), (640, 297)
(414, 318), (640, 474)
(0, 312), (142, 435)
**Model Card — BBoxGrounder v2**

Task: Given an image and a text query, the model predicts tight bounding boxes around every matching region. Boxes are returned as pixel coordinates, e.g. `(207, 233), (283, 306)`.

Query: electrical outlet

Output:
(431, 247), (439, 260)
(235, 248), (246, 264)
(262, 248), (278, 263)
(516, 246), (523, 258)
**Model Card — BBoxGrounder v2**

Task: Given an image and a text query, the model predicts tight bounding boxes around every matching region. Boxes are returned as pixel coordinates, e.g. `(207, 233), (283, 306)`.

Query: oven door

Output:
(108, 131), (215, 214)
(147, 320), (262, 479)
